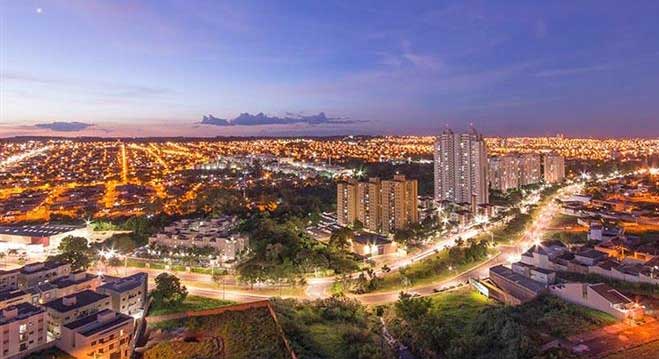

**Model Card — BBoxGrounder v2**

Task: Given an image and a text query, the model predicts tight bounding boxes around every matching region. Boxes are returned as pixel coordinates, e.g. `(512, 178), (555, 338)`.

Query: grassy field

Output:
(512, 295), (617, 338)
(149, 295), (235, 316)
(605, 340), (659, 359)
(427, 286), (496, 322)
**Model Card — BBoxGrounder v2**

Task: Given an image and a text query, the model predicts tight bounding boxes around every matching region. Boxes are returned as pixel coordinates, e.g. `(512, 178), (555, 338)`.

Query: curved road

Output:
(113, 184), (578, 305)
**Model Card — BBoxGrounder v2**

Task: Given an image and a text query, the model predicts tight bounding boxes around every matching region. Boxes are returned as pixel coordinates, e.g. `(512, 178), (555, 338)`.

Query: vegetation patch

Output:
(384, 290), (615, 359)
(149, 295), (236, 317)
(273, 296), (392, 359)
(145, 307), (290, 359)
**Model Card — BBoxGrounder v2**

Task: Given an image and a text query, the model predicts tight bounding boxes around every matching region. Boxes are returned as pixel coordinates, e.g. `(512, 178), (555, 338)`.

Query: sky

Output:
(1, 0), (659, 138)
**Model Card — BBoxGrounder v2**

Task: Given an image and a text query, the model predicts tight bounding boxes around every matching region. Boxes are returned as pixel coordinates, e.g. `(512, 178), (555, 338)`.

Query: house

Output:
(44, 290), (112, 340)
(97, 273), (148, 317)
(574, 248), (608, 266)
(511, 262), (556, 284)
(58, 309), (134, 359)
(549, 282), (644, 320)
(0, 303), (47, 358)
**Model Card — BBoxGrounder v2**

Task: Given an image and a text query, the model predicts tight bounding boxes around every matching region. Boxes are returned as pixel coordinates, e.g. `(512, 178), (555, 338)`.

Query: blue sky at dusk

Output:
(1, 0), (659, 137)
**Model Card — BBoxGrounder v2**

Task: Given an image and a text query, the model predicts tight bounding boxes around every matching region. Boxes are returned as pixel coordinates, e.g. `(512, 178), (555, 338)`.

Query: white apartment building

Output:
(58, 309), (133, 359)
(489, 155), (520, 192)
(0, 303), (47, 358)
(434, 127), (489, 206)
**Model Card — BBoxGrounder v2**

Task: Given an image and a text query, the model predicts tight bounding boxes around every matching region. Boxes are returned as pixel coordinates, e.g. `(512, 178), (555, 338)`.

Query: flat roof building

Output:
(489, 265), (546, 305)
(97, 273), (147, 317)
(0, 303), (47, 358)
(59, 309), (134, 359)
(44, 290), (111, 340)
(18, 260), (71, 289)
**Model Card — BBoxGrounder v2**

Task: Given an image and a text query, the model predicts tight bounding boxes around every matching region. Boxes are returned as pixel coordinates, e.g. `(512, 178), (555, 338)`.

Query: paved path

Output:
(568, 318), (659, 358)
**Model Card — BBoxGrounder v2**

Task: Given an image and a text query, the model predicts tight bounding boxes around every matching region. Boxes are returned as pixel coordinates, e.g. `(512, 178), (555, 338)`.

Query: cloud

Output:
(34, 122), (94, 132)
(535, 64), (610, 77)
(201, 112), (356, 126)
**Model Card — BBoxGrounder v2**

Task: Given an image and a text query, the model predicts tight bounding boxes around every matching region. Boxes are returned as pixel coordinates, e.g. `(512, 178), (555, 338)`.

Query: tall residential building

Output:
(434, 128), (489, 205)
(518, 153), (542, 186)
(381, 175), (419, 233)
(543, 153), (565, 184)
(356, 178), (381, 232)
(336, 180), (357, 226)
(337, 176), (418, 233)
(488, 155), (520, 192)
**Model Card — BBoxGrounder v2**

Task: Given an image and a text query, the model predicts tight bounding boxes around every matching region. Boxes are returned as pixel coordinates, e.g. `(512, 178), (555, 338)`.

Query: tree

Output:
(395, 292), (431, 321)
(151, 273), (188, 306)
(329, 227), (353, 251)
(56, 236), (94, 271)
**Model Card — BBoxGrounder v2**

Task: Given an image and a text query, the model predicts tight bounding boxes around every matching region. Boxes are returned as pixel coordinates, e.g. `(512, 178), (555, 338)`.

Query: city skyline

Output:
(2, 1), (659, 138)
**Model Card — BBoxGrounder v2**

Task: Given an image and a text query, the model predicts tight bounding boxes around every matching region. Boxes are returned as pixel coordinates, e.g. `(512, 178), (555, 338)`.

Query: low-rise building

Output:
(44, 290), (111, 340)
(0, 303), (47, 358)
(351, 233), (397, 257)
(489, 265), (547, 305)
(0, 224), (87, 252)
(0, 269), (20, 292)
(549, 282), (644, 320)
(0, 290), (31, 310)
(148, 217), (248, 262)
(97, 273), (147, 317)
(18, 261), (71, 289)
(58, 309), (133, 359)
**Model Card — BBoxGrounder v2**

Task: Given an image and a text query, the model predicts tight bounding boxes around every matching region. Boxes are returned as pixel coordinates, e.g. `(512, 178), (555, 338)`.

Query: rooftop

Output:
(64, 309), (132, 337)
(590, 283), (632, 305)
(0, 224), (84, 238)
(44, 290), (108, 313)
(0, 303), (43, 325)
(490, 265), (546, 294)
(98, 272), (147, 293)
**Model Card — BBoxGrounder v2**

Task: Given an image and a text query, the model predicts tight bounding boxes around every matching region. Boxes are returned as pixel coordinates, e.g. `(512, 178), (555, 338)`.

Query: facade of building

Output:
(0, 269), (20, 293)
(549, 282), (644, 320)
(44, 290), (112, 340)
(336, 180), (358, 227)
(58, 309), (133, 359)
(518, 153), (542, 186)
(351, 233), (397, 257)
(336, 176), (419, 234)
(96, 273), (148, 317)
(434, 128), (489, 205)
(357, 178), (382, 232)
(0, 303), (47, 358)
(488, 155), (520, 192)
(543, 152), (565, 184)
(18, 261), (71, 289)
(381, 175), (419, 234)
